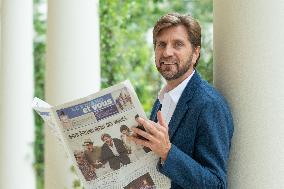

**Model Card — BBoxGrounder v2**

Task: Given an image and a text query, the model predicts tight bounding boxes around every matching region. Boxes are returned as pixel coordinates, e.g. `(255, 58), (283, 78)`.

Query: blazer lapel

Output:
(149, 99), (161, 122)
(168, 72), (201, 139)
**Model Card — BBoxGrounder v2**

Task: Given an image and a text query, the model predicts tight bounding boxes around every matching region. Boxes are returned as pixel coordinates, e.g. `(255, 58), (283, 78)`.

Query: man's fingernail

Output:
(138, 117), (144, 121)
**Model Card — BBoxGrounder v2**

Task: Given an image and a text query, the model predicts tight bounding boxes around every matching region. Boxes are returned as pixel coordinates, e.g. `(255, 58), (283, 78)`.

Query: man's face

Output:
(155, 25), (199, 81)
(103, 136), (113, 146)
(122, 129), (129, 135)
(76, 154), (84, 164)
(86, 143), (93, 152)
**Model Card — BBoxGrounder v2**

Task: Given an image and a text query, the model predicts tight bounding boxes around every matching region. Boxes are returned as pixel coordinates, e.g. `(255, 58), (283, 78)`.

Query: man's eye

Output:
(176, 42), (184, 47)
(157, 43), (166, 48)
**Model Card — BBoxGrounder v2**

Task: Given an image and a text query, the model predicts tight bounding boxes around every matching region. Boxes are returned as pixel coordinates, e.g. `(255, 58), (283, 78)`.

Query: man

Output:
(100, 133), (130, 170)
(83, 139), (102, 168)
(74, 150), (97, 181)
(59, 111), (72, 129)
(120, 124), (146, 161)
(130, 13), (234, 189)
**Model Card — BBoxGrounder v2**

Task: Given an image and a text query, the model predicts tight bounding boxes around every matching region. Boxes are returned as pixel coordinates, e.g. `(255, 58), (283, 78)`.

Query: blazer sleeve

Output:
(101, 144), (111, 164)
(114, 138), (127, 154)
(158, 100), (233, 189)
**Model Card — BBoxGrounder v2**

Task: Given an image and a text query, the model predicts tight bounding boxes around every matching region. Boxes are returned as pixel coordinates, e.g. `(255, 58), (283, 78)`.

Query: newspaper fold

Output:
(32, 80), (170, 189)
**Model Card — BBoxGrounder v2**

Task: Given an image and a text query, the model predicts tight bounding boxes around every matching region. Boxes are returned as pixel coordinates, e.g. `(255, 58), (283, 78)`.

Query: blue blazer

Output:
(150, 72), (234, 189)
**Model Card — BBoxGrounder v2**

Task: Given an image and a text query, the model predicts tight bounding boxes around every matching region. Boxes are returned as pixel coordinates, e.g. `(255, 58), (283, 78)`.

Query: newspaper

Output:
(32, 80), (170, 189)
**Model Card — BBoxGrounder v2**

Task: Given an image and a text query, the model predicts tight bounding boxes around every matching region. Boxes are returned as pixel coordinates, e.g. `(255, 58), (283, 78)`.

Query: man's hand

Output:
(129, 111), (171, 161)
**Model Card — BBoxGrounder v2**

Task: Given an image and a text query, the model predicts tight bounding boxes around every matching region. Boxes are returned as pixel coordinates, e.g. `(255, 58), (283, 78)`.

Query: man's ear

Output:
(192, 46), (201, 65)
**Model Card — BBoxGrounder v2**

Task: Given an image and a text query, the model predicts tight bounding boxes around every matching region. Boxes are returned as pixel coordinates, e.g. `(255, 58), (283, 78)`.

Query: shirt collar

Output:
(158, 70), (195, 104)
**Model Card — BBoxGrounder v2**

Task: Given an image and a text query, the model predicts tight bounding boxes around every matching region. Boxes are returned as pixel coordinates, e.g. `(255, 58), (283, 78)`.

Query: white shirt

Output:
(158, 70), (195, 125)
(109, 142), (120, 156)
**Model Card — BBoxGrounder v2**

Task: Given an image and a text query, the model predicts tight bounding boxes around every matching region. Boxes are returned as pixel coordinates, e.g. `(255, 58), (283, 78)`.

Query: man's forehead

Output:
(156, 25), (188, 41)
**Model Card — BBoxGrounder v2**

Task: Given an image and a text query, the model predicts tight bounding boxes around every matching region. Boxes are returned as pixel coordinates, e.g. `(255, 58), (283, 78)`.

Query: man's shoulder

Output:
(183, 77), (230, 114)
(101, 143), (108, 149)
(180, 72), (221, 102)
(113, 138), (123, 143)
(195, 78), (226, 103)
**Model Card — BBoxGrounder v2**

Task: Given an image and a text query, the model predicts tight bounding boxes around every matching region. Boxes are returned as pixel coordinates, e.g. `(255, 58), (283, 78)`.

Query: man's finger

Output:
(137, 117), (161, 137)
(157, 111), (168, 129)
(148, 119), (167, 135)
(131, 127), (157, 143)
(128, 135), (151, 149)
(135, 116), (146, 125)
(146, 120), (164, 137)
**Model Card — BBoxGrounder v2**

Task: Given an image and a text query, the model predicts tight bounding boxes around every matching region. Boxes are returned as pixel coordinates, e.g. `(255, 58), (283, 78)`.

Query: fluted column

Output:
(214, 0), (284, 188)
(0, 0), (35, 188)
(45, 0), (100, 188)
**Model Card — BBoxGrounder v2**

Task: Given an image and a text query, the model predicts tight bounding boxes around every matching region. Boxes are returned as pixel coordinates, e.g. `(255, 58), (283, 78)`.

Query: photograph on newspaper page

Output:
(50, 81), (170, 188)
(124, 172), (156, 189)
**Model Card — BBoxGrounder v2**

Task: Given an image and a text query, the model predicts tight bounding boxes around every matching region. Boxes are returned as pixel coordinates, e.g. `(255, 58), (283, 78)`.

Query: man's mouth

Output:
(160, 60), (177, 65)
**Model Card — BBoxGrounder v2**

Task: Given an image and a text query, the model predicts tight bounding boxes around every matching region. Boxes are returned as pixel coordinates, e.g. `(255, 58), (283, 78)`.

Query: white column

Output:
(45, 0), (100, 188)
(0, 0), (35, 189)
(214, 0), (284, 188)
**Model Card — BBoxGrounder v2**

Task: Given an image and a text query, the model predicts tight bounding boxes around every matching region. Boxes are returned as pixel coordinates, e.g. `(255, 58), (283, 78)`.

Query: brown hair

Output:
(153, 13), (201, 66)
(101, 133), (111, 141)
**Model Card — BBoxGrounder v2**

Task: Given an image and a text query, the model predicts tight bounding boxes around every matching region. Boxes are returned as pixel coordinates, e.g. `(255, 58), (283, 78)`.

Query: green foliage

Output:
(100, 0), (161, 115)
(100, 0), (213, 116)
(191, 0), (213, 83)
(33, 0), (46, 188)
(71, 166), (85, 189)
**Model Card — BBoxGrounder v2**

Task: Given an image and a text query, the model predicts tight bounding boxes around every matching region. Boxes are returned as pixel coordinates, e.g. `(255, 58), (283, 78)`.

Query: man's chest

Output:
(168, 107), (199, 155)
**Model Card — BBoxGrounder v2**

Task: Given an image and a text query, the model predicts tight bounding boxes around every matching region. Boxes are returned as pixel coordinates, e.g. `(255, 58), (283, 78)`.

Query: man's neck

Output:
(108, 142), (113, 147)
(166, 69), (194, 91)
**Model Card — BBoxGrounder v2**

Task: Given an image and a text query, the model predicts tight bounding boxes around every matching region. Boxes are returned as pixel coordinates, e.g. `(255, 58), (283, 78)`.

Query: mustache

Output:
(159, 57), (178, 65)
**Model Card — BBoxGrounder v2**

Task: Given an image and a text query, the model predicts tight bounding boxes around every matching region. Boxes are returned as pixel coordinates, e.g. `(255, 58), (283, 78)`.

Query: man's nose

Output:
(163, 45), (174, 57)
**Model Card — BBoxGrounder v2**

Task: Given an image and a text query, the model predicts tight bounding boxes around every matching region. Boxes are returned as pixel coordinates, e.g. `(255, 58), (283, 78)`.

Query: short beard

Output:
(156, 54), (193, 81)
